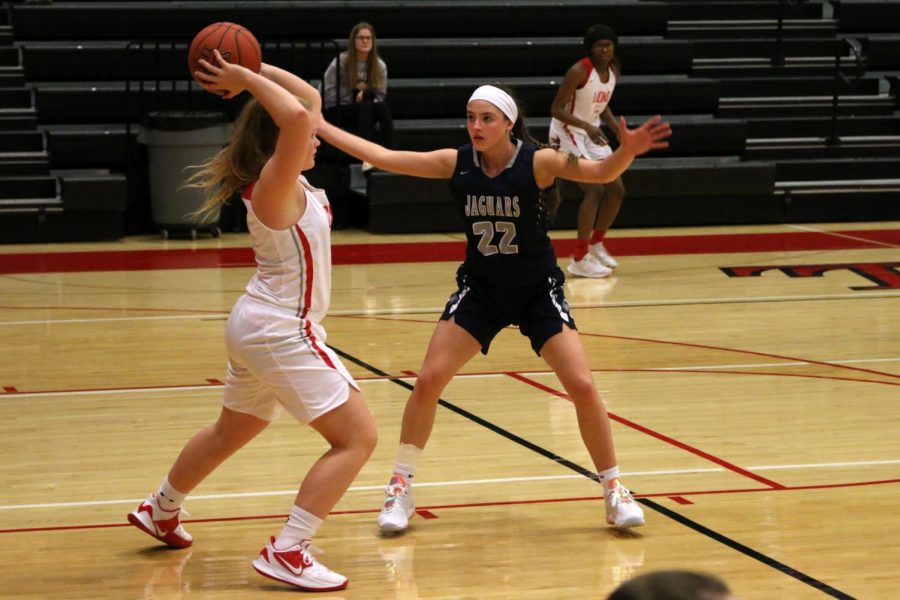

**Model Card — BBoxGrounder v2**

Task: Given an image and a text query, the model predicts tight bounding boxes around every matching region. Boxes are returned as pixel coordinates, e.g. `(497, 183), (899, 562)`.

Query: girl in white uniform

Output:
(549, 24), (625, 278)
(128, 51), (377, 593)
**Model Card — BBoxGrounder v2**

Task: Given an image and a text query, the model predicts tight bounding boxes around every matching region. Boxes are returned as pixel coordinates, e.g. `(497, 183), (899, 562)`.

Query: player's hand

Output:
(585, 124), (608, 145)
(195, 50), (250, 99)
(618, 116), (671, 156)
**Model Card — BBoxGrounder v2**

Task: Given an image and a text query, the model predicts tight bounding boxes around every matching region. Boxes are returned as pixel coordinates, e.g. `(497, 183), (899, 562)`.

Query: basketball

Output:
(188, 22), (261, 82)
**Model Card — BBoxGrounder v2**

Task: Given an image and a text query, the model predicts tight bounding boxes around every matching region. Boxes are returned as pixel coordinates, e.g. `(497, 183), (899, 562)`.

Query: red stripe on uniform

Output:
(577, 57), (592, 89)
(294, 224), (314, 320)
(291, 223), (337, 370)
(563, 123), (579, 147)
(304, 320), (338, 370)
(243, 180), (257, 200)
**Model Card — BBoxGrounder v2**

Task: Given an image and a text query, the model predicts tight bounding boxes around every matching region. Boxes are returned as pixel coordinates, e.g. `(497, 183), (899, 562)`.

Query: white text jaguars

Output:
(464, 194), (521, 218)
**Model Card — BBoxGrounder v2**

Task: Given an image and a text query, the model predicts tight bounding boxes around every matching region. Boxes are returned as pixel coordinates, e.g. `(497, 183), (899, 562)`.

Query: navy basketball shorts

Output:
(440, 265), (577, 356)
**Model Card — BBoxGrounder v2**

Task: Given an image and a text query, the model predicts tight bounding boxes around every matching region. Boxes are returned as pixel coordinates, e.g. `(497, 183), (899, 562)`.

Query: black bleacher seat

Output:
(865, 34), (900, 69)
(354, 37), (693, 77)
(28, 75), (723, 123)
(385, 75), (721, 119)
(775, 156), (900, 181)
(668, 19), (838, 39)
(40, 124), (128, 168)
(367, 157), (778, 233)
(18, 36), (692, 82)
(717, 75), (881, 96)
(746, 114), (900, 138)
(10, 1), (671, 39)
(691, 37), (855, 59)
(719, 95), (896, 118)
(0, 129), (47, 174)
(887, 75), (900, 102)
(392, 116), (747, 157)
(833, 0), (900, 33)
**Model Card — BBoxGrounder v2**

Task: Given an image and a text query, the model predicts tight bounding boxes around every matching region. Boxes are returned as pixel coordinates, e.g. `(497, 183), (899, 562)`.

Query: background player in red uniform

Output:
(550, 24), (625, 278)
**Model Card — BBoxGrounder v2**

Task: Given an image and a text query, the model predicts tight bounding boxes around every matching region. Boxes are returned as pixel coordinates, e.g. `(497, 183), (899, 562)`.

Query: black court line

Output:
(332, 345), (857, 599)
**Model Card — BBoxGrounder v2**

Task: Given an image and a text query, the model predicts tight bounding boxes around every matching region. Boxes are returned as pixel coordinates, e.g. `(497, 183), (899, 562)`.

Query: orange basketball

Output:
(188, 22), (261, 82)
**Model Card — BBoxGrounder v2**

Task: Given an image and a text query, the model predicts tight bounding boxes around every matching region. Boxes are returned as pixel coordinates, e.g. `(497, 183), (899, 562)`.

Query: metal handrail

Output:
(828, 37), (865, 145)
(123, 39), (340, 166)
(773, 0), (810, 66)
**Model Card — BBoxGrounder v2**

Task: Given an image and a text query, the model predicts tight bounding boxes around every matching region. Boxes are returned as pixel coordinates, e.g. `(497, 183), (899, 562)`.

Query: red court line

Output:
(606, 368), (900, 387)
(584, 331), (900, 381)
(2, 228), (897, 274)
(0, 304), (229, 315)
(6, 363), (897, 397)
(0, 380), (225, 396)
(341, 313), (900, 382)
(505, 372), (787, 489)
(636, 477), (900, 499)
(4, 477), (897, 535)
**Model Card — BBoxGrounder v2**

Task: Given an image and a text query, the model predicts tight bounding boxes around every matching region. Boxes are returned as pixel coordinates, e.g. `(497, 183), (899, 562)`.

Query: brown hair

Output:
(491, 85), (563, 221)
(188, 96), (308, 220)
(341, 22), (384, 93)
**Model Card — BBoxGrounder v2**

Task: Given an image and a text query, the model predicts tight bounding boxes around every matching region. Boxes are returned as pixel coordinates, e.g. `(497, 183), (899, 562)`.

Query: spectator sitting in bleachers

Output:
(322, 21), (395, 169)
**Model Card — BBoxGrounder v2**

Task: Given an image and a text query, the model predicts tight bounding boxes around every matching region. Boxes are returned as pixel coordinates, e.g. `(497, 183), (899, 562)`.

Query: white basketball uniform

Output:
(549, 57), (616, 160)
(222, 176), (359, 423)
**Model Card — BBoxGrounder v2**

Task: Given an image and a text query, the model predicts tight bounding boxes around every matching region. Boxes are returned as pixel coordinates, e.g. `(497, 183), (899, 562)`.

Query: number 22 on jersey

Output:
(473, 221), (519, 256)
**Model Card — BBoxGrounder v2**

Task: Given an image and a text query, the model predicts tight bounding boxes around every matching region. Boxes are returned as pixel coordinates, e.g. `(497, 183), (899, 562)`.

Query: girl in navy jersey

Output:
(127, 52), (376, 592)
(319, 85), (669, 534)
(550, 24), (625, 278)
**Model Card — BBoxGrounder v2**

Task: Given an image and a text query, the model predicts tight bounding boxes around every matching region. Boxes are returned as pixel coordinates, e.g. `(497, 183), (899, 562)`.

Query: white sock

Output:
(393, 443), (422, 481)
(157, 478), (187, 511)
(274, 505), (323, 550)
(598, 466), (621, 495)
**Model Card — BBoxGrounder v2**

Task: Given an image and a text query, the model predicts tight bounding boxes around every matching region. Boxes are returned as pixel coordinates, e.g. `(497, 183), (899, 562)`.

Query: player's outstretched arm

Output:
(535, 115), (670, 186)
(318, 120), (456, 179)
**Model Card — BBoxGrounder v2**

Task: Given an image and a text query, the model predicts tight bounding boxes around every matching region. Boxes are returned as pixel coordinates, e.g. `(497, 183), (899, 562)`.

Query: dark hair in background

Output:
(583, 23), (618, 52)
(583, 23), (621, 73)
(607, 570), (732, 600)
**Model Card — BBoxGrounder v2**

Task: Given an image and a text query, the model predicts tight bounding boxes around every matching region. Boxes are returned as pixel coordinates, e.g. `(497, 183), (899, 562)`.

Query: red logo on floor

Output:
(721, 262), (900, 290)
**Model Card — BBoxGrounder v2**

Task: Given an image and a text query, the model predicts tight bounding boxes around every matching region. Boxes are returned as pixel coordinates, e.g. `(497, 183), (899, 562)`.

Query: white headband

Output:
(467, 85), (518, 123)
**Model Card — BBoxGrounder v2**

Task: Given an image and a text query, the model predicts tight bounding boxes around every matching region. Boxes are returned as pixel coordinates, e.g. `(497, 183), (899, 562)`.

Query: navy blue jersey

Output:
(449, 140), (557, 288)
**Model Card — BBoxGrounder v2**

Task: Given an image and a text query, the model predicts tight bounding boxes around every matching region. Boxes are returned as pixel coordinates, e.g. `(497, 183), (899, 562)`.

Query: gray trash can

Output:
(138, 111), (229, 239)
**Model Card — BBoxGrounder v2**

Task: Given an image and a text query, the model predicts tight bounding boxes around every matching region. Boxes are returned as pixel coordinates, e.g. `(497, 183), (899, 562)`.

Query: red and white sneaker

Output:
(127, 494), (193, 548)
(605, 479), (645, 529)
(252, 537), (348, 592)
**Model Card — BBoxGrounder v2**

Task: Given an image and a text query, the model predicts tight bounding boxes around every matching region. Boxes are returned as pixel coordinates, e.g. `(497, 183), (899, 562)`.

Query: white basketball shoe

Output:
(589, 241), (619, 269)
(567, 253), (613, 278)
(378, 475), (415, 534)
(605, 479), (645, 529)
